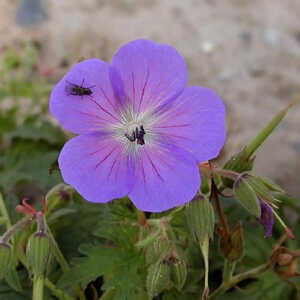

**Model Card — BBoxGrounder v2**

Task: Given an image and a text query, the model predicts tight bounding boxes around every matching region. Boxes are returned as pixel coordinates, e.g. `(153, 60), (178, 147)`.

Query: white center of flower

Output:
(108, 105), (160, 156)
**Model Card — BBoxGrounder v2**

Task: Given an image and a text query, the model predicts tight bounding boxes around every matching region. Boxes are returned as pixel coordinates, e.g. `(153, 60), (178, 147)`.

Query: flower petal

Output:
(128, 143), (200, 212)
(257, 200), (274, 238)
(110, 39), (187, 113)
(152, 86), (226, 163)
(50, 59), (121, 134)
(58, 133), (134, 203)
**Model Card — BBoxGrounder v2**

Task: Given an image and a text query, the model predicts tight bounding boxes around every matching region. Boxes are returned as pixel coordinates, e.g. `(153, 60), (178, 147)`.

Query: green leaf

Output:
(102, 255), (145, 300)
(233, 177), (261, 217)
(58, 244), (142, 289)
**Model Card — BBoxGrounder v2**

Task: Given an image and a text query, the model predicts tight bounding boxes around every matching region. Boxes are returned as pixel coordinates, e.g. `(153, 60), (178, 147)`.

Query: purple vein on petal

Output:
(87, 97), (120, 122)
(144, 149), (164, 182)
(99, 86), (119, 115)
(94, 145), (119, 170)
(138, 67), (150, 113)
(131, 72), (136, 104)
(88, 143), (110, 156)
(152, 124), (190, 129)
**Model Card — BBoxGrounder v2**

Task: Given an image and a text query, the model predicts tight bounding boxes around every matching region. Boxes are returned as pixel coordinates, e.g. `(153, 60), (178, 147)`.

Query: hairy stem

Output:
(1, 215), (33, 243)
(211, 181), (230, 236)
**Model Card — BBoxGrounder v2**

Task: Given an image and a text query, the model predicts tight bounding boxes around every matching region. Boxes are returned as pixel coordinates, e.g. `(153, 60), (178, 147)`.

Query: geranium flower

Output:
(50, 39), (225, 212)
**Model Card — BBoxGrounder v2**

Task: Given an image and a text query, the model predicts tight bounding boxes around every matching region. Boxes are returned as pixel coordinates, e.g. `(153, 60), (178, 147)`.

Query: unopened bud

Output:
(0, 242), (12, 278)
(145, 236), (170, 265)
(233, 175), (261, 217)
(186, 195), (214, 243)
(26, 232), (51, 276)
(146, 260), (171, 299)
(223, 148), (255, 187)
(45, 183), (73, 213)
(169, 252), (187, 291)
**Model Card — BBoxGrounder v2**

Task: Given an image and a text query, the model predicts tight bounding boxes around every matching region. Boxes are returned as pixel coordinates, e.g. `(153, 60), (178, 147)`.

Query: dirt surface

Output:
(1, 0), (300, 197)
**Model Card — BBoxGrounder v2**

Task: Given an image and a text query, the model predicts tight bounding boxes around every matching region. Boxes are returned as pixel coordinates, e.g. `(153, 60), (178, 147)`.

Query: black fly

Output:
(125, 125), (146, 145)
(65, 78), (95, 98)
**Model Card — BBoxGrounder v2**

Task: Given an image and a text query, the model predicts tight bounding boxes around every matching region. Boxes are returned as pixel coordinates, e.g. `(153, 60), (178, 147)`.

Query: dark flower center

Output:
(125, 125), (145, 145)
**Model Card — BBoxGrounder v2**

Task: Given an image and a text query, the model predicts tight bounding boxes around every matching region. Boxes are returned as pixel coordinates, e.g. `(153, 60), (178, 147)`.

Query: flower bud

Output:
(233, 175), (261, 217)
(146, 260), (171, 299)
(26, 232), (51, 276)
(0, 242), (12, 278)
(223, 148), (255, 187)
(45, 183), (73, 214)
(145, 236), (170, 265)
(186, 195), (214, 243)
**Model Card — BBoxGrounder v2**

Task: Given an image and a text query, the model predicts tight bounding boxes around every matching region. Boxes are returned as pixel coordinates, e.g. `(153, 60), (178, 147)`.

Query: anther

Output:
(125, 125), (145, 145)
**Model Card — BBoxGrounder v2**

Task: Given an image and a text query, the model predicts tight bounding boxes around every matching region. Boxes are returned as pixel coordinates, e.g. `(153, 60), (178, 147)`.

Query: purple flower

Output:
(49, 39), (225, 212)
(257, 200), (274, 238)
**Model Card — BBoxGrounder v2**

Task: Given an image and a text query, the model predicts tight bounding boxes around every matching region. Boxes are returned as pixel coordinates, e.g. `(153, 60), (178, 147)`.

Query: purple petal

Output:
(58, 133), (134, 203)
(152, 86), (226, 163)
(110, 39), (187, 113)
(257, 200), (274, 238)
(128, 143), (200, 212)
(50, 59), (121, 134)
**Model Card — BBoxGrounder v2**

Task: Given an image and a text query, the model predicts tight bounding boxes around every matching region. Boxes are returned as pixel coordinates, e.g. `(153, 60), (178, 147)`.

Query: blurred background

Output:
(0, 0), (300, 199)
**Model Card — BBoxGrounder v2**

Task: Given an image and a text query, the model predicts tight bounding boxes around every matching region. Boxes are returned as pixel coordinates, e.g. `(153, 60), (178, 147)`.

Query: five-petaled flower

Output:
(50, 39), (226, 212)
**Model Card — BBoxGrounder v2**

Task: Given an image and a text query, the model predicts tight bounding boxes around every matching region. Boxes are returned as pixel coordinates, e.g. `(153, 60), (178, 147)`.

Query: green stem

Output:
(222, 260), (235, 285)
(47, 226), (69, 272)
(246, 104), (293, 158)
(32, 274), (44, 300)
(44, 278), (74, 300)
(18, 247), (74, 300)
(209, 263), (270, 299)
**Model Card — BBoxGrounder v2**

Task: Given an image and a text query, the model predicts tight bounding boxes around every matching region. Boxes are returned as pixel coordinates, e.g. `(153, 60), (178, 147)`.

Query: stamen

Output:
(125, 125), (145, 145)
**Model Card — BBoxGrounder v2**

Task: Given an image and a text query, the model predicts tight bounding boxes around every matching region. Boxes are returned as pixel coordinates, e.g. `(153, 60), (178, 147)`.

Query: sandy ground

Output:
(1, 0), (300, 198)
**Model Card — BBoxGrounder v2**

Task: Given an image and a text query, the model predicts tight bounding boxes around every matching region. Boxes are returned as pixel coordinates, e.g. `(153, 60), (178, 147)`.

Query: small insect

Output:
(65, 78), (95, 98)
(125, 125), (146, 145)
